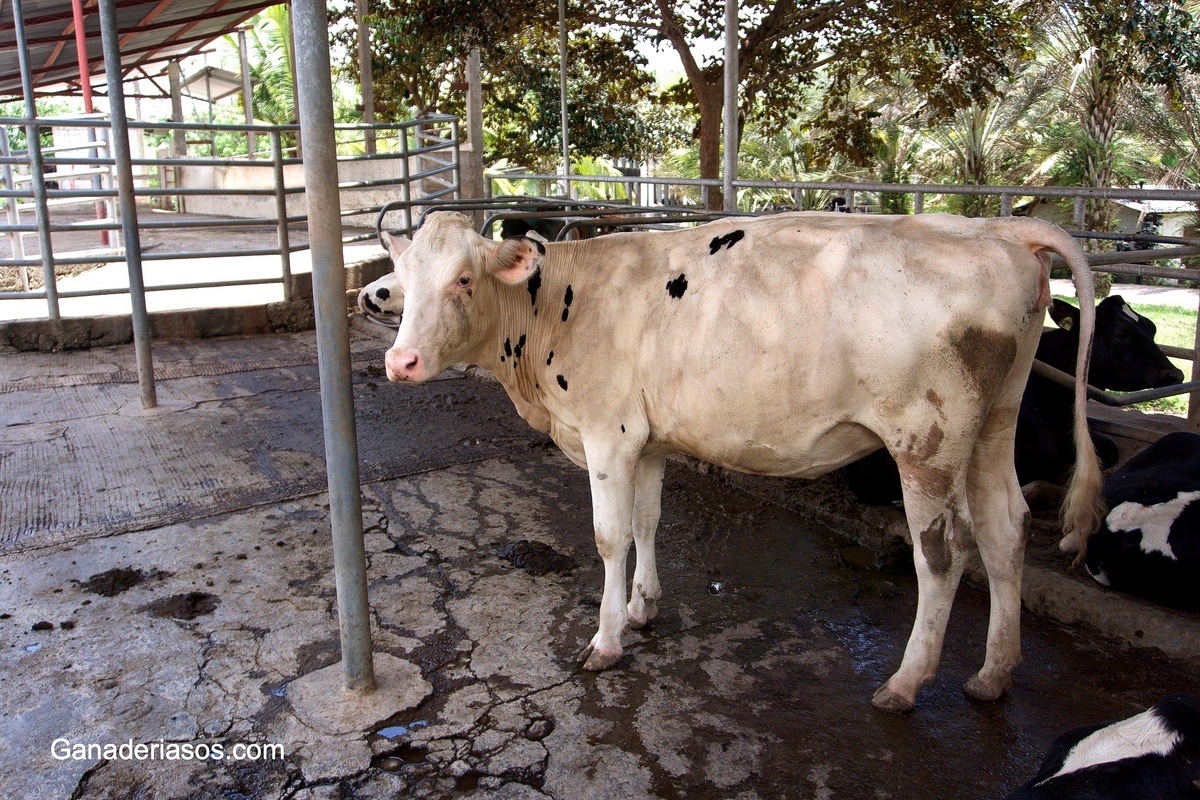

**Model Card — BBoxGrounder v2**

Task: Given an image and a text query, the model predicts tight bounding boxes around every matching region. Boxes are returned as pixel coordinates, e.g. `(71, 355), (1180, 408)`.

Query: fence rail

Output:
(0, 115), (459, 316)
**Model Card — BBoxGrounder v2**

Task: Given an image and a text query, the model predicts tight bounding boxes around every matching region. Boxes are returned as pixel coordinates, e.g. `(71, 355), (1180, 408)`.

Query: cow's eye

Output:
(457, 276), (472, 287)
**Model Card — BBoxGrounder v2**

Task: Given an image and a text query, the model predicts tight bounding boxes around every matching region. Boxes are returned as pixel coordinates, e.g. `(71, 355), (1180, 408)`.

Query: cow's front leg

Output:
(577, 438), (639, 671)
(627, 453), (666, 630)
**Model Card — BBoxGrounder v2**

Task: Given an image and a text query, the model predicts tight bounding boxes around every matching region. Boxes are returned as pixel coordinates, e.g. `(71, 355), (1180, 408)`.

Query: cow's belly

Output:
(654, 417), (885, 479)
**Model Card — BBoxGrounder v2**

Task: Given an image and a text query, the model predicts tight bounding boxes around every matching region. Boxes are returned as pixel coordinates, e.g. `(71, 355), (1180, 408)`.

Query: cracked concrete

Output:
(3, 328), (1200, 798)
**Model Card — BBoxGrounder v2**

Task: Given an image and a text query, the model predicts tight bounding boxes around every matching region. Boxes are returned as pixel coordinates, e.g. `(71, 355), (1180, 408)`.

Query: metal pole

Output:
(271, 130), (293, 301)
(70, 0), (93, 112)
(722, 0), (738, 212)
(98, 0), (157, 409)
(291, 0), (376, 693)
(0, 127), (28, 289)
(557, 0), (570, 198)
(355, 0), (376, 155)
(239, 29), (256, 158)
(12, 0), (61, 320)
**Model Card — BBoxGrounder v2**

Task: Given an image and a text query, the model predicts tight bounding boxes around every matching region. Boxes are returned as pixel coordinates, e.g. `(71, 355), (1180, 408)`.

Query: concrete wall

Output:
(176, 153), (455, 220)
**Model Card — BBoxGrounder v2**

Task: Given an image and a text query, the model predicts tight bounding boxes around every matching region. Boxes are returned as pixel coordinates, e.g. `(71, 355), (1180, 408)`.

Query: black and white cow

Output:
(1007, 695), (1200, 799)
(1085, 431), (1200, 610)
(842, 295), (1184, 506)
(373, 210), (1104, 711)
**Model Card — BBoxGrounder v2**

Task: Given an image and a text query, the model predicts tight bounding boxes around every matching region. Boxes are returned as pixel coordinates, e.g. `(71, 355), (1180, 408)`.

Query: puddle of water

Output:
(25, 643), (41, 653)
(372, 742), (428, 772)
(269, 682), (288, 698)
(377, 720), (428, 739)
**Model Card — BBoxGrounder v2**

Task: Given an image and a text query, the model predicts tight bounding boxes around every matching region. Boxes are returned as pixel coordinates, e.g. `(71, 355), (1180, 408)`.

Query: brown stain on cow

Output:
(927, 389), (945, 411)
(920, 517), (952, 576)
(950, 326), (1019, 399)
(918, 507), (972, 576)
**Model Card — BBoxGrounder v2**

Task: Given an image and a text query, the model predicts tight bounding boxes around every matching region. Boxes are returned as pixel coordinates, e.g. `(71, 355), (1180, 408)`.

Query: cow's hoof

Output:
(871, 684), (915, 713)
(964, 673), (1011, 702)
(577, 643), (622, 671)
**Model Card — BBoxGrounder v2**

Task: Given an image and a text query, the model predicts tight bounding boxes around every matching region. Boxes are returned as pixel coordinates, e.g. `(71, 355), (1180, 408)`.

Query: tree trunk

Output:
(696, 80), (724, 210)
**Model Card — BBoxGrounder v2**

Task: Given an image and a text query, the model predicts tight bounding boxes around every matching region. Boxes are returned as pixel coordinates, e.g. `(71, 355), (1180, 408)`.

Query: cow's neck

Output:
(470, 242), (582, 432)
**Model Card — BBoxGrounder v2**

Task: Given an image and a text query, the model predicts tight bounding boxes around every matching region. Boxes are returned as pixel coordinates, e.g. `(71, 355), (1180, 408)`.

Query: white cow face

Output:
(382, 212), (542, 382)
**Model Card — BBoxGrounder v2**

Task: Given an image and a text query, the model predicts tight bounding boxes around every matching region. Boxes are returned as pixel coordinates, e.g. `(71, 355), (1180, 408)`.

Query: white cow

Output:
(376, 210), (1103, 712)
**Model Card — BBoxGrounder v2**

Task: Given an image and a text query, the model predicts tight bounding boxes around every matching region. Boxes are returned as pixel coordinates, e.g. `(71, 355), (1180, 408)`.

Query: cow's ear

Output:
(381, 231), (411, 261)
(1049, 298), (1080, 332)
(487, 236), (544, 284)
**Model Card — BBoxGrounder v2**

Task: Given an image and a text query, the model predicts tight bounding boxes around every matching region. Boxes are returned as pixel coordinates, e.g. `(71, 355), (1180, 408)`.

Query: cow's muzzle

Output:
(385, 347), (425, 382)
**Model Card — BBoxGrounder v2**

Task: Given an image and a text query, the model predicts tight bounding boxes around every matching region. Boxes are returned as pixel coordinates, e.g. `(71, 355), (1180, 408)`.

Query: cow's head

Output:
(381, 212), (543, 382)
(357, 272), (404, 327)
(1045, 296), (1185, 391)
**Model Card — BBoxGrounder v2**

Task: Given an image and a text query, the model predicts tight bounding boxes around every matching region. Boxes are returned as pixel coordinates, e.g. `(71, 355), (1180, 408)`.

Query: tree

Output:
(1050, 0), (1200, 233)
(582, 0), (1033, 207)
(330, 0), (669, 168)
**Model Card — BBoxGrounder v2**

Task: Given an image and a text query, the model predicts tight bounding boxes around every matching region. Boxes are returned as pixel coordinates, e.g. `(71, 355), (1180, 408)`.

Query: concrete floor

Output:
(4, 327), (1200, 799)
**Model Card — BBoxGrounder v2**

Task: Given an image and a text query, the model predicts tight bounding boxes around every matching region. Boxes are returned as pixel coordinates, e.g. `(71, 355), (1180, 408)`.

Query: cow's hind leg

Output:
(576, 434), (640, 671)
(965, 407), (1031, 701)
(627, 453), (666, 630)
(874, 451), (974, 713)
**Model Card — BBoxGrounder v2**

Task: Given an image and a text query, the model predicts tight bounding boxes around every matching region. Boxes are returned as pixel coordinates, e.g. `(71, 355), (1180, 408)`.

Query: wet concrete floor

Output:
(2, 329), (1199, 799)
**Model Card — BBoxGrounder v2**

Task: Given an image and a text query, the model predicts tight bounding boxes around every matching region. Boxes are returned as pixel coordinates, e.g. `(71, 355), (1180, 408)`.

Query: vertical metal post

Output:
(1185, 282), (1200, 429)
(0, 127), (28, 289)
(239, 29), (256, 158)
(292, 0), (375, 693)
(557, 0), (570, 198)
(355, 0), (376, 155)
(846, 188), (855, 211)
(12, 0), (60, 320)
(1073, 195), (1085, 229)
(722, 0), (738, 212)
(464, 47), (484, 203)
(400, 126), (412, 233)
(1000, 193), (1012, 217)
(98, 0), (157, 408)
(168, 60), (185, 156)
(271, 130), (293, 301)
(914, 191), (924, 214)
(450, 117), (462, 198)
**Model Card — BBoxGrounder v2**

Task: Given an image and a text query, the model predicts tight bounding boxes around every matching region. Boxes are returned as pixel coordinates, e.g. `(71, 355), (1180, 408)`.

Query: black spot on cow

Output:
(557, 375), (568, 391)
(547, 351), (554, 366)
(561, 285), (574, 322)
(620, 424), (626, 433)
(527, 268), (542, 307)
(514, 334), (526, 359)
(500, 355), (505, 363)
(709, 229), (746, 254)
(666, 274), (688, 299)
(504, 338), (512, 357)
(375, 287), (390, 300)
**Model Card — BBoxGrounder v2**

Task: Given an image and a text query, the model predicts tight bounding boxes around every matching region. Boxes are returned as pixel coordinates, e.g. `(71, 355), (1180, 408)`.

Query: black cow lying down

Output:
(1086, 431), (1200, 610)
(1007, 695), (1200, 799)
(843, 296), (1184, 506)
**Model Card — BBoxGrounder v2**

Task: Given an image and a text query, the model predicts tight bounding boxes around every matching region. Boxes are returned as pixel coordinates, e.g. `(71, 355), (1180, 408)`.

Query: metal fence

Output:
(0, 114), (460, 319)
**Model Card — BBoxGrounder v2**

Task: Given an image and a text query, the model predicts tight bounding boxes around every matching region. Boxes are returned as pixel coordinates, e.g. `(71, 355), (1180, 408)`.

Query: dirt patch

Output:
(496, 540), (577, 576)
(0, 262), (104, 293)
(142, 591), (219, 620)
(79, 567), (149, 597)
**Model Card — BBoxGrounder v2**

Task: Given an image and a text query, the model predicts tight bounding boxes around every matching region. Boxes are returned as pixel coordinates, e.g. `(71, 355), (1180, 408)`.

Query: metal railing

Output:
(0, 114), (459, 319)
(479, 177), (1200, 427)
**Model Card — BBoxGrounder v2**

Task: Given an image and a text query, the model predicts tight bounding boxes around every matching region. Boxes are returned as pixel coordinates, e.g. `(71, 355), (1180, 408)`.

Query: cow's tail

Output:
(993, 217), (1106, 558)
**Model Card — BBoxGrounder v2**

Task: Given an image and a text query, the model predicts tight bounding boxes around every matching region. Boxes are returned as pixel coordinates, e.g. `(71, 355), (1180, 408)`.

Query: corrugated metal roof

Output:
(0, 0), (281, 99)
